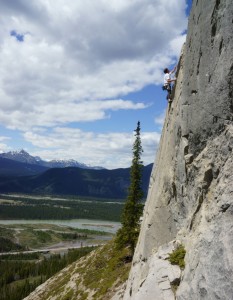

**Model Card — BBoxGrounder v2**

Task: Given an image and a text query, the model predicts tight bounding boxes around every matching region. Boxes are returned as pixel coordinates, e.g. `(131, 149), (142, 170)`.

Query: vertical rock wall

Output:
(121, 0), (233, 299)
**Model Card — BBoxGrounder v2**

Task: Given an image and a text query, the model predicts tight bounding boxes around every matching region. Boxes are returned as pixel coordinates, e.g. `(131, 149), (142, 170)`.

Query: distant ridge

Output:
(0, 150), (104, 170)
(0, 157), (49, 177)
(0, 163), (153, 199)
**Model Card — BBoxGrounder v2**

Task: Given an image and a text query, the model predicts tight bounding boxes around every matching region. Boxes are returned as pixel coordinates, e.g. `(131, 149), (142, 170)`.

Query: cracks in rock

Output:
(213, 116), (218, 124)
(185, 154), (194, 166)
(183, 138), (189, 156)
(208, 74), (212, 83)
(191, 90), (198, 95)
(189, 132), (207, 158)
(172, 182), (177, 201)
(180, 97), (231, 150)
(219, 38), (224, 55)
(182, 133), (190, 139)
(213, 167), (220, 179)
(181, 185), (184, 196)
(211, 22), (217, 41)
(227, 64), (233, 113)
(139, 278), (146, 287)
(213, 0), (221, 13)
(211, 0), (221, 44)
(197, 48), (202, 75)
(212, 113), (233, 123)
(229, 92), (233, 113)
(189, 191), (204, 230)
(176, 126), (184, 150)
(170, 277), (181, 287)
(202, 168), (213, 190)
(167, 47), (183, 107)
(220, 203), (230, 213)
(189, 167), (214, 230)
(194, 101), (233, 125)
(141, 257), (147, 263)
(188, 38), (192, 50)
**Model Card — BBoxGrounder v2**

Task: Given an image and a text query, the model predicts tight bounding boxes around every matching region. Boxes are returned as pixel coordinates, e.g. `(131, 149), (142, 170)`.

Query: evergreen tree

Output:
(115, 121), (144, 256)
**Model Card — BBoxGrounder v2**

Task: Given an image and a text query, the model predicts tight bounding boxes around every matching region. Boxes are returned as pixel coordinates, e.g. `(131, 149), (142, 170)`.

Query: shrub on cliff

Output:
(168, 245), (186, 269)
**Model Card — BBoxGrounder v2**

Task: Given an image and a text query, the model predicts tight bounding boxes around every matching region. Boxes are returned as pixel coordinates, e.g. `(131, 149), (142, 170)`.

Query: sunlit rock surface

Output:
(121, 0), (233, 299)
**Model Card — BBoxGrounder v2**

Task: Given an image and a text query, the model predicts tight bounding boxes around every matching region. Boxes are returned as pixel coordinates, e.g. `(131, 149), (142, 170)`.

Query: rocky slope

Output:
(23, 241), (131, 300)
(121, 0), (233, 299)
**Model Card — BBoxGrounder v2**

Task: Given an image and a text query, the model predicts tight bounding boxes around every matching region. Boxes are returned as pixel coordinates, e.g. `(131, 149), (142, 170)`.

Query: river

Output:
(0, 219), (121, 234)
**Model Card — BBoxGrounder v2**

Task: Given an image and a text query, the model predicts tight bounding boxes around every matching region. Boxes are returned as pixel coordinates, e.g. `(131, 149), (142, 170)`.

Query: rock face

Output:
(121, 0), (233, 299)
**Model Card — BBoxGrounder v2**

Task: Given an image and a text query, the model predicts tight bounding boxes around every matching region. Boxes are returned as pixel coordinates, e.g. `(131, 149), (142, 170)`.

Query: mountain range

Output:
(0, 150), (104, 170)
(0, 150), (153, 199)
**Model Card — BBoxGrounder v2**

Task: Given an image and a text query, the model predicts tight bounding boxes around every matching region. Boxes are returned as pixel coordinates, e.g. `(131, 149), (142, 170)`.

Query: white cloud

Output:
(0, 136), (10, 142)
(0, 99), (148, 130)
(24, 127), (160, 169)
(154, 110), (166, 126)
(0, 0), (187, 130)
(0, 0), (187, 167)
(0, 136), (11, 153)
(169, 35), (187, 58)
(0, 144), (10, 153)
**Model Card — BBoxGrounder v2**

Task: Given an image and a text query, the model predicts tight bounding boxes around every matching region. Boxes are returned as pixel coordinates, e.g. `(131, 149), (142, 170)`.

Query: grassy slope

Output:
(25, 239), (131, 300)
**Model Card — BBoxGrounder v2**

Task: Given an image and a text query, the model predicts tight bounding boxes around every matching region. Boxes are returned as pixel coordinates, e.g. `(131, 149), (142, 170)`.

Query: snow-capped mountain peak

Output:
(0, 150), (104, 170)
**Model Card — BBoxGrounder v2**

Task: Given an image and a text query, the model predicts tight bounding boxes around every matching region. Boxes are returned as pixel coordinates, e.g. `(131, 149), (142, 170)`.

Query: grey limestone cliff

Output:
(121, 0), (233, 299)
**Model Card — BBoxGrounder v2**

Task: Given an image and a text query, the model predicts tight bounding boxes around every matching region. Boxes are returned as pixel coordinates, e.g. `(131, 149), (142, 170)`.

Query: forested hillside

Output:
(0, 157), (49, 177)
(0, 164), (152, 199)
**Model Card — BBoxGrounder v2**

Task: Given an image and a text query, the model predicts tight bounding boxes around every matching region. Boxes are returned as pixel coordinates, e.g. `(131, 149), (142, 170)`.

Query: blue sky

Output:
(0, 0), (192, 169)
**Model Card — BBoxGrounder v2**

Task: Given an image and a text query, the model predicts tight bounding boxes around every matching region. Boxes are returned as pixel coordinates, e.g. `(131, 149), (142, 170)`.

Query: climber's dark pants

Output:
(164, 84), (172, 100)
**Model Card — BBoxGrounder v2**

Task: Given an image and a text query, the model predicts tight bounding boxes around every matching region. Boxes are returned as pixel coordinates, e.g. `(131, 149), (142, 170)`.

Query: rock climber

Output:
(163, 66), (177, 102)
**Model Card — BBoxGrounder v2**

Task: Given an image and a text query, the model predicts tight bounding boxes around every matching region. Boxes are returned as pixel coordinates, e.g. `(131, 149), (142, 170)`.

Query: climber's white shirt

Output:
(164, 73), (171, 85)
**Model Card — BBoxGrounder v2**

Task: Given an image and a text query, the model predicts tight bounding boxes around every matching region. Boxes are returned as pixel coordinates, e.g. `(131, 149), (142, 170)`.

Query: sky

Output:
(0, 0), (192, 169)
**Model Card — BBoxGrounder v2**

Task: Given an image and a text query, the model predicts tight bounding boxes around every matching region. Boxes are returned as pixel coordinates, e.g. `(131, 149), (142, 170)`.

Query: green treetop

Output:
(115, 121), (144, 256)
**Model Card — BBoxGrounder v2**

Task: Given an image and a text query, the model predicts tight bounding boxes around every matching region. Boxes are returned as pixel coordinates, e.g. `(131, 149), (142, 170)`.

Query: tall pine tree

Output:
(115, 121), (144, 256)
